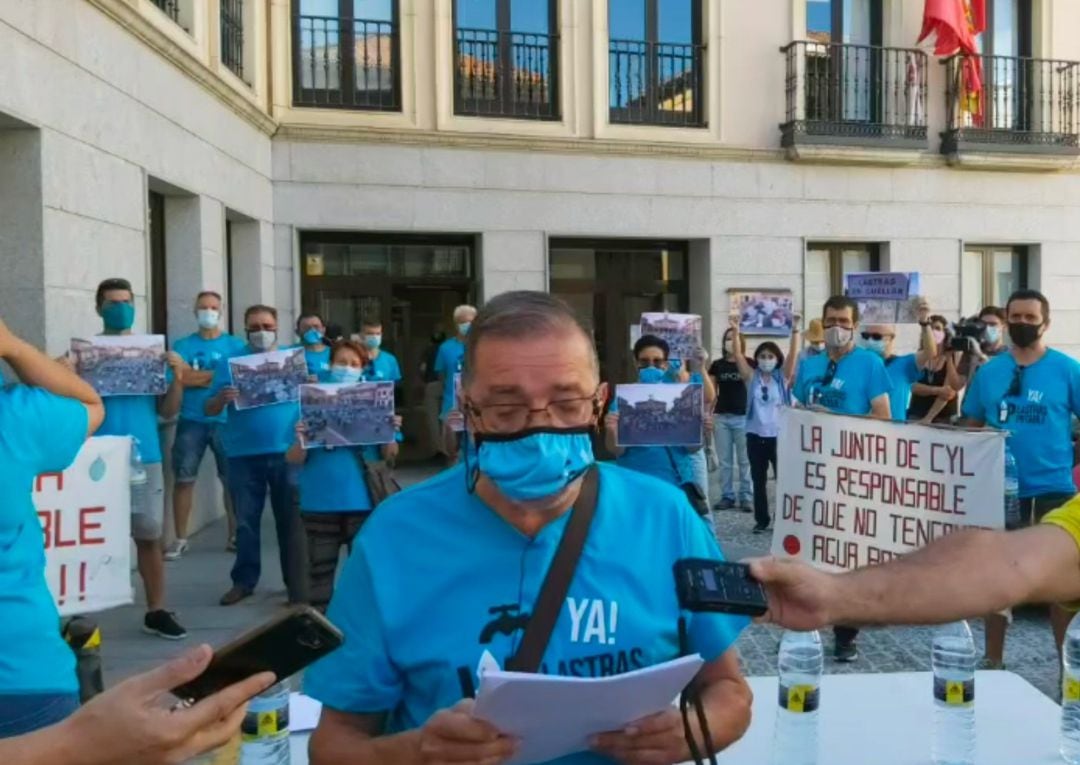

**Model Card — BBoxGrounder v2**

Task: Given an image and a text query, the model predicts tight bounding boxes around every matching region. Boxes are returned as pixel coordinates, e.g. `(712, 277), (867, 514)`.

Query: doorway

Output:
(299, 232), (477, 460)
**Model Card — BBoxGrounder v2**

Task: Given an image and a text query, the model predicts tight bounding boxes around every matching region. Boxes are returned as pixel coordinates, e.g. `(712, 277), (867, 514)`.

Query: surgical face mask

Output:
(474, 428), (595, 503)
(329, 365), (362, 384)
(101, 301), (135, 332)
(302, 328), (324, 346)
(723, 342), (733, 356)
(984, 325), (1002, 345)
(757, 357), (777, 373)
(864, 338), (888, 357)
(638, 366), (665, 384)
(363, 334), (382, 350)
(457, 322), (472, 336)
(196, 309), (220, 330)
(932, 329), (946, 346)
(810, 342), (826, 354)
(1008, 322), (1042, 349)
(824, 326), (853, 350)
(247, 329), (276, 351)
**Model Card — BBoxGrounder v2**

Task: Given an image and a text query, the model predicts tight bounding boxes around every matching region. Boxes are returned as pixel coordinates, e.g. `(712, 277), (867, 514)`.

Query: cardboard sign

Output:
(771, 409), (1004, 572)
(844, 272), (922, 324)
(35, 436), (134, 616)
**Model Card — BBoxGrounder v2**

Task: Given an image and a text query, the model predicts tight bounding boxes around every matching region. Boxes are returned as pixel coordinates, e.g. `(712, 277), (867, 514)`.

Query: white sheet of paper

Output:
(289, 692), (323, 732)
(473, 654), (704, 765)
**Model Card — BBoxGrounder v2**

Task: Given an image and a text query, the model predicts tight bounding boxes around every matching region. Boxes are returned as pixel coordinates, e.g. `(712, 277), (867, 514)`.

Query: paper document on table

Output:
(473, 654), (704, 765)
(289, 692), (322, 732)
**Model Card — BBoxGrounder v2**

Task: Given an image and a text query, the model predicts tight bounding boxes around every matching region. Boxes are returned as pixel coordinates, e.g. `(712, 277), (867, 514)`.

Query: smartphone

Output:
(674, 559), (769, 617)
(172, 606), (344, 703)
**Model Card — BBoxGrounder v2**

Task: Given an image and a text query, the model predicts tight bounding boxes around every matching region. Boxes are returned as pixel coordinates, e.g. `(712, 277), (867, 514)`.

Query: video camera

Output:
(949, 317), (986, 352)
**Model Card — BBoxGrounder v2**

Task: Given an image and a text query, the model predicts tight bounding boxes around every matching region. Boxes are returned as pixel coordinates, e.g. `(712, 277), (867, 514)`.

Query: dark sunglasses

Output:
(637, 359), (666, 369)
(861, 332), (892, 342)
(1006, 365), (1024, 398)
(760, 385), (770, 402)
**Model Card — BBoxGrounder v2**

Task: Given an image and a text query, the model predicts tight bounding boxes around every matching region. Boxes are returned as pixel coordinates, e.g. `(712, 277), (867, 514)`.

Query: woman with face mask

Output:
(727, 316), (791, 533)
(907, 315), (964, 425)
(707, 328), (754, 514)
(286, 340), (401, 612)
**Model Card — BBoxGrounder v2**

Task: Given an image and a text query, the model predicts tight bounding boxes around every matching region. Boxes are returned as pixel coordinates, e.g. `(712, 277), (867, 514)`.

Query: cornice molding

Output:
(85, 0), (277, 135)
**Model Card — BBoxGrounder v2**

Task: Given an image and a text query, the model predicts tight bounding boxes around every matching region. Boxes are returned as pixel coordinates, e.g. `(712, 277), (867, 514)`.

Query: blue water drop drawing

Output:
(88, 457), (106, 482)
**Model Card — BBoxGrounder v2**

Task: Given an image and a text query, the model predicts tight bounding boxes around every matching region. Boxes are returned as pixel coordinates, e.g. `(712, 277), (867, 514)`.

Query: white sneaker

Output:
(164, 539), (189, 561)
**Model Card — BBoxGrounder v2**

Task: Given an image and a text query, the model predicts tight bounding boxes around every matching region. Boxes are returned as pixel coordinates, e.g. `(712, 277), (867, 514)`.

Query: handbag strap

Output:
(505, 466), (599, 673)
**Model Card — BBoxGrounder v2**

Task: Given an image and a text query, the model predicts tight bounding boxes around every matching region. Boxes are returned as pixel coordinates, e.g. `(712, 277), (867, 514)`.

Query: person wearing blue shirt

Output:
(357, 316), (403, 385)
(0, 317), (104, 736)
(286, 339), (401, 612)
(84, 278), (187, 640)
(166, 291), (246, 561)
(206, 304), (305, 607)
(793, 295), (891, 665)
(960, 289), (1080, 670)
(857, 301), (937, 423)
(306, 292), (751, 765)
(435, 304), (476, 464)
(297, 311), (331, 379)
(604, 335), (709, 510)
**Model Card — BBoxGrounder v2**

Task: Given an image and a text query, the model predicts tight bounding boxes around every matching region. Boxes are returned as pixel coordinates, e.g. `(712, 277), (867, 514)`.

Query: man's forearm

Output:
(205, 394), (226, 417)
(693, 675), (752, 757)
(185, 369), (215, 387)
(160, 381), (183, 419)
(310, 726), (421, 765)
(831, 529), (1030, 627)
(6, 339), (100, 407)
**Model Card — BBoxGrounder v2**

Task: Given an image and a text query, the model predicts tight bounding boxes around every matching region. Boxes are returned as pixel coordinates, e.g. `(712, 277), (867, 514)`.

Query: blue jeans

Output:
(713, 414), (752, 504)
(228, 454), (307, 602)
(0, 693), (79, 738)
(171, 419), (227, 483)
(687, 449), (710, 507)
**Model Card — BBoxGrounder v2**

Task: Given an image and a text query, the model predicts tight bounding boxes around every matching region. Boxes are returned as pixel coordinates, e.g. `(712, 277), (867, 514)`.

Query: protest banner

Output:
(844, 271), (922, 323)
(771, 408), (1005, 572)
(34, 436), (133, 616)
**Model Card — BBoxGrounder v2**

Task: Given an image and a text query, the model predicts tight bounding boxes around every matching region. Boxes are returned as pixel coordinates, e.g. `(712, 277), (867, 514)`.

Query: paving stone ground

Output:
(97, 464), (1063, 701)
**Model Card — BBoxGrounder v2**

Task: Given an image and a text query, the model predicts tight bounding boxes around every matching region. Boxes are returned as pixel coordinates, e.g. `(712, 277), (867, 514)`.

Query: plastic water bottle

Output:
(1061, 612), (1080, 763)
(931, 621), (976, 765)
(129, 439), (148, 514)
(771, 630), (823, 765)
(240, 683), (290, 764)
(1003, 443), (1020, 528)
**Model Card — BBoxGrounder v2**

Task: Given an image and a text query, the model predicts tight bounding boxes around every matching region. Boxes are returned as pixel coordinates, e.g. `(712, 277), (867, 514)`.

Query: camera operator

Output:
(907, 314), (964, 425)
(957, 305), (1008, 385)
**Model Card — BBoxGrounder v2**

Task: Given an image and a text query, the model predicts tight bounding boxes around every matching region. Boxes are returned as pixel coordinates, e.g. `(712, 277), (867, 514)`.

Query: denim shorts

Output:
(131, 462), (165, 541)
(171, 419), (228, 484)
(0, 693), (79, 738)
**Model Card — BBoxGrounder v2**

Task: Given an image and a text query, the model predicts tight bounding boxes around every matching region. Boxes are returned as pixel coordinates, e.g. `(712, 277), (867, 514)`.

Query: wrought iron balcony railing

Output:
(294, 15), (400, 111)
(609, 39), (705, 127)
(781, 41), (928, 149)
(454, 28), (559, 120)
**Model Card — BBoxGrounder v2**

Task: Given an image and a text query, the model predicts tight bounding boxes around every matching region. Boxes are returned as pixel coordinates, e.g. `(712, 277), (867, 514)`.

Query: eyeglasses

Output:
(636, 359), (666, 369)
(465, 387), (602, 434)
(1006, 365), (1024, 398)
(861, 332), (892, 342)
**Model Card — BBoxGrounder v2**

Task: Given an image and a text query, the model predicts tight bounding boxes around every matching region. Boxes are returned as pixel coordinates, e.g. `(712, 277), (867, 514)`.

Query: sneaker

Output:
(143, 610), (187, 640)
(740, 502), (754, 513)
(225, 535), (237, 553)
(163, 539), (188, 561)
(834, 640), (859, 663)
(714, 498), (735, 511)
(978, 657), (1006, 670)
(752, 523), (770, 534)
(220, 585), (253, 606)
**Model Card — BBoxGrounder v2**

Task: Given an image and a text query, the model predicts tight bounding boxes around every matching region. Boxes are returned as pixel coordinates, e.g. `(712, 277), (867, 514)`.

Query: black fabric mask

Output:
(1008, 322), (1042, 349)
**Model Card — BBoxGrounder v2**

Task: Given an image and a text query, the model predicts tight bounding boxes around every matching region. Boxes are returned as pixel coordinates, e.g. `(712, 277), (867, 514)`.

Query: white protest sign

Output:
(771, 409), (1005, 572)
(34, 436), (133, 616)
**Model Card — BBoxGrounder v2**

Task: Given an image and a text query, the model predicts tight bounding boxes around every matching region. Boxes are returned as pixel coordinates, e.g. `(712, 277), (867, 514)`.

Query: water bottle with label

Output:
(771, 629), (822, 765)
(931, 621), (976, 765)
(1003, 442), (1020, 529)
(129, 438), (148, 515)
(1060, 612), (1080, 764)
(240, 683), (290, 764)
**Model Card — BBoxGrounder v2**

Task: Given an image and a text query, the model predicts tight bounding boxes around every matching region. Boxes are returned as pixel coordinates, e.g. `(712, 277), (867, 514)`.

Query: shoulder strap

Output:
(506, 467), (599, 673)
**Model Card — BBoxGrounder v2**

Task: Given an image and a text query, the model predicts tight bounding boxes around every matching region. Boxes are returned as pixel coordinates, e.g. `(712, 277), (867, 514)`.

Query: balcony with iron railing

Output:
(609, 39), (705, 127)
(454, 28), (559, 120)
(150, 0), (179, 23)
(942, 53), (1080, 158)
(781, 41), (928, 153)
(293, 14), (400, 111)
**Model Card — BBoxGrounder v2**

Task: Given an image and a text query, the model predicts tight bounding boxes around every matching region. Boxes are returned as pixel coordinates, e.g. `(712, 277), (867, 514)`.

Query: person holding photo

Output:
(287, 340), (400, 612)
(727, 315), (790, 534)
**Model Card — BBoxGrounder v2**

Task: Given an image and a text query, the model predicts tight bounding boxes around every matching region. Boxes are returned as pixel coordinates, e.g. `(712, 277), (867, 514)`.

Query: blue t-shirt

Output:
(299, 447), (373, 513)
(174, 332), (246, 423)
(794, 346), (891, 417)
(99, 395), (162, 464)
(209, 349), (299, 458)
(961, 349), (1080, 498)
(435, 337), (466, 417)
(883, 354), (921, 423)
(365, 351), (402, 383)
(0, 387), (87, 694)
(305, 347), (332, 379)
(306, 463), (747, 758)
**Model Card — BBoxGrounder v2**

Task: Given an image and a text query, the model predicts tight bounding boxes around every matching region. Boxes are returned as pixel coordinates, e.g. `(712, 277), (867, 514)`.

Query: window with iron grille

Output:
(221, 0), (245, 80)
(608, 0), (704, 127)
(150, 0), (180, 23)
(293, 0), (401, 111)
